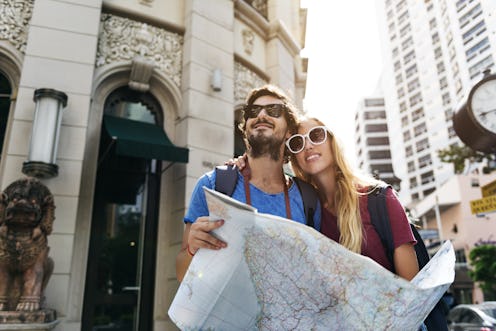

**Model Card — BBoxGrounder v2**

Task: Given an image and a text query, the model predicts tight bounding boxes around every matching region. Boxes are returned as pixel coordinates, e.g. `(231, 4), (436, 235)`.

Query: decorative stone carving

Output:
(129, 56), (155, 92)
(244, 0), (268, 19)
(234, 61), (267, 104)
(242, 29), (254, 55)
(96, 14), (183, 87)
(0, 177), (55, 313)
(0, 0), (34, 53)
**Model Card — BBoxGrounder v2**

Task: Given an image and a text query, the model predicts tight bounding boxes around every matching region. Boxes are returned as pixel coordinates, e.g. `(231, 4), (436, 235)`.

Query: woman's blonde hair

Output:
(290, 117), (382, 253)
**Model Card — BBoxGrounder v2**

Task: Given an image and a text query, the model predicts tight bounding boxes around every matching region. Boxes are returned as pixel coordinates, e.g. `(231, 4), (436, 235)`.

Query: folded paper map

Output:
(169, 187), (455, 330)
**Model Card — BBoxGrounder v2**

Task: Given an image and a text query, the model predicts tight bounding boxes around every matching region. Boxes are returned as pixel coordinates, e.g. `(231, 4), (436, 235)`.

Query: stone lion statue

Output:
(0, 177), (55, 311)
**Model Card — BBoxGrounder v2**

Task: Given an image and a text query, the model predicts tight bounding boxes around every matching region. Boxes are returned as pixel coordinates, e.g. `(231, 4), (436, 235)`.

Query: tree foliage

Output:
(468, 244), (496, 300)
(437, 144), (495, 174)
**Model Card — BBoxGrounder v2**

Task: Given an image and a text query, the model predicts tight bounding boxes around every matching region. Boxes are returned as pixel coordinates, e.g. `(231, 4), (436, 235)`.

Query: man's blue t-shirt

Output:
(184, 169), (321, 230)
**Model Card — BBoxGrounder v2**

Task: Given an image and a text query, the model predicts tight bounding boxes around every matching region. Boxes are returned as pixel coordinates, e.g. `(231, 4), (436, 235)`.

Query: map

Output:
(168, 187), (455, 330)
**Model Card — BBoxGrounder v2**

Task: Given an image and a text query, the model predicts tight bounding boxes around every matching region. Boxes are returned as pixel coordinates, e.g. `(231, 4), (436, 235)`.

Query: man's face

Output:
(244, 95), (290, 161)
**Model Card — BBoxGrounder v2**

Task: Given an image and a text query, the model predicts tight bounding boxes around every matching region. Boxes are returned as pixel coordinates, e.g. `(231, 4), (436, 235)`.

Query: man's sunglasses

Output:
(285, 126), (330, 154)
(243, 103), (287, 119)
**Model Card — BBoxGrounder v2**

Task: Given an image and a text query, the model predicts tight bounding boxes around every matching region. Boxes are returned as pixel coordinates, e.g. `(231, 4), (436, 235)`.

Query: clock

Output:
(453, 69), (496, 153)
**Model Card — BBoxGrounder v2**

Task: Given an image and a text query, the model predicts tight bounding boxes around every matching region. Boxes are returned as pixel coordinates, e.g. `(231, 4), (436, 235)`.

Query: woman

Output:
(286, 117), (419, 280)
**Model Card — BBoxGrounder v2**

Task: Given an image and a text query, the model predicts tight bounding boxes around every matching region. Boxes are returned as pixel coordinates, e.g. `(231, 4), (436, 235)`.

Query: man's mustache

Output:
(251, 119), (274, 128)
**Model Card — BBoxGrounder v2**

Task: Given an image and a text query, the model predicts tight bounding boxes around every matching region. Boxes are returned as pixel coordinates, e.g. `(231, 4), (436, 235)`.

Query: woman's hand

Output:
(225, 153), (247, 171)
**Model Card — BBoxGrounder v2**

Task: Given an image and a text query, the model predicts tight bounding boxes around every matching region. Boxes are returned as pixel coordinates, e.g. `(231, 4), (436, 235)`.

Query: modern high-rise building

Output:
(376, 0), (496, 204)
(0, 1), (308, 329)
(354, 96), (401, 190)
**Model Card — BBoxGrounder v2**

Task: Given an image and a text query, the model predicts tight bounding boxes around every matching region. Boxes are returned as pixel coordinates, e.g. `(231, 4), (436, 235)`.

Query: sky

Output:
(300, 1), (384, 167)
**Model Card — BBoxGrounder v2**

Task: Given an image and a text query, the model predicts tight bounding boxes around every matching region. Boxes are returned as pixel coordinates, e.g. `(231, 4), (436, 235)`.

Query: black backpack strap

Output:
(410, 223), (430, 269)
(293, 177), (319, 229)
(368, 185), (395, 270)
(214, 165), (238, 196)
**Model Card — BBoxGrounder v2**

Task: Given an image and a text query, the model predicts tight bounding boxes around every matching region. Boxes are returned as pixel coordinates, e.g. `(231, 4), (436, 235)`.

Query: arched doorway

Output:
(82, 86), (188, 330)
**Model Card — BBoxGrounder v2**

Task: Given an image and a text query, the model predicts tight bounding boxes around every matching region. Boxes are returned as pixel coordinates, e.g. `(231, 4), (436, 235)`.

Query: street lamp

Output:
(22, 88), (67, 179)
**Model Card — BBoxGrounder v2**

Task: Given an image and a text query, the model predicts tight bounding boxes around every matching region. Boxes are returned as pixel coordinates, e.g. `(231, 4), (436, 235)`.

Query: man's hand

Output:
(188, 216), (227, 254)
(176, 217), (227, 282)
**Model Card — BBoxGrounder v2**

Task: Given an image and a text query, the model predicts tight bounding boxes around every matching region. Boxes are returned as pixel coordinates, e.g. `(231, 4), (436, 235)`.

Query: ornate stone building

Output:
(0, 0), (308, 330)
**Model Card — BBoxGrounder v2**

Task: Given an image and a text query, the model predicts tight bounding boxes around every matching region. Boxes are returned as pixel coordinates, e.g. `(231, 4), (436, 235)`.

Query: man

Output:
(175, 85), (321, 281)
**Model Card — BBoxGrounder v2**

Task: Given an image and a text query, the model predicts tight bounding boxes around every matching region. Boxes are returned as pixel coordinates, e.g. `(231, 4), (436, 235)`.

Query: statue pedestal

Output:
(0, 310), (58, 331)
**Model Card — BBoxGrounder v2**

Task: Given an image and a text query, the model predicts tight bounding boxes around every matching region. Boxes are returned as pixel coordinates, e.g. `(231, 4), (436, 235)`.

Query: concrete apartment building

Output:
(371, 0), (496, 304)
(0, 0), (308, 329)
(354, 96), (401, 190)
(376, 0), (496, 204)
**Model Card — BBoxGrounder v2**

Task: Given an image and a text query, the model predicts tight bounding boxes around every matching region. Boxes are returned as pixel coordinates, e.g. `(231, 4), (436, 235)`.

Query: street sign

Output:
(470, 195), (496, 215)
(481, 179), (496, 198)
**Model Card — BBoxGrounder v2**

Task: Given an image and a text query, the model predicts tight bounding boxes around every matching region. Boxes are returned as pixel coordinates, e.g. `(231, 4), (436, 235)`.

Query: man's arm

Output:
(175, 218), (227, 282)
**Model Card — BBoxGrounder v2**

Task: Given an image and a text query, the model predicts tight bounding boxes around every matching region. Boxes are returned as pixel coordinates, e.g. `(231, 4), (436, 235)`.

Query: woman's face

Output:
(293, 119), (334, 176)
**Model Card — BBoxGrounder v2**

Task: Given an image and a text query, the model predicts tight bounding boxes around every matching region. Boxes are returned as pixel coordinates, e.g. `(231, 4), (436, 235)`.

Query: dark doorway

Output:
(82, 88), (162, 331)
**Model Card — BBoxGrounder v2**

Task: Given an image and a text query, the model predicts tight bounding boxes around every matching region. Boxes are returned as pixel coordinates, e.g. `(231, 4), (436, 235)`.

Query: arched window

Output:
(0, 72), (12, 154)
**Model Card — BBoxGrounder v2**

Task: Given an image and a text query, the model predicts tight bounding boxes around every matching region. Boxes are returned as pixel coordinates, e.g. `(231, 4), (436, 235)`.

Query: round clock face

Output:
(471, 78), (496, 134)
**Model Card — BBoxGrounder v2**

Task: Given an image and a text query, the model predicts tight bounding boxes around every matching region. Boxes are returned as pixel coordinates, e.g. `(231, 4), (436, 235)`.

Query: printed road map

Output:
(169, 187), (455, 331)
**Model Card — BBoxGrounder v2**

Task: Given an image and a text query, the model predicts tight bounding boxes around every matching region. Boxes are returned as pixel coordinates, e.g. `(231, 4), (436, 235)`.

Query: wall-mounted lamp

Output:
(22, 88), (67, 179)
(211, 68), (222, 92)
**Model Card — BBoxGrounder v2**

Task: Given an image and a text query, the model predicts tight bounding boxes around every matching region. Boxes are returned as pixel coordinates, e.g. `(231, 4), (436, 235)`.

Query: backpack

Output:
(367, 185), (448, 331)
(214, 165), (319, 229)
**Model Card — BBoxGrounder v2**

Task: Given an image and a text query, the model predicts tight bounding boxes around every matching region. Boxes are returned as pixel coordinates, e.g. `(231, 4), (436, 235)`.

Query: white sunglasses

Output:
(285, 126), (331, 154)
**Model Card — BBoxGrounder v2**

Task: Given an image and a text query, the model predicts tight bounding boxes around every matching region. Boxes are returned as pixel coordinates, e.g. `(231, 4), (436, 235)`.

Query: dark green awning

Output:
(103, 115), (189, 163)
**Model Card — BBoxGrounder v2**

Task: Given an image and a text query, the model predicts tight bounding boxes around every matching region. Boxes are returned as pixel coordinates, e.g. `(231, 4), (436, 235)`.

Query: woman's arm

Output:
(393, 243), (419, 281)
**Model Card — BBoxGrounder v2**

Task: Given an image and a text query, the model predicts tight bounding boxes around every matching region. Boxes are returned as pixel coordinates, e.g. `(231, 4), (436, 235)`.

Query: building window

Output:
(466, 37), (489, 61)
(459, 4), (482, 28)
(434, 47), (443, 59)
(416, 138), (430, 153)
(414, 122), (427, 136)
(442, 92), (451, 106)
(462, 20), (485, 45)
(405, 64), (418, 78)
(409, 92), (422, 107)
(0, 72), (11, 156)
(469, 55), (494, 79)
(418, 154), (432, 168)
(429, 18), (437, 29)
(439, 77), (448, 89)
(402, 37), (413, 51)
(396, 73), (403, 84)
(431, 32), (440, 44)
(407, 78), (420, 92)
(399, 23), (411, 38)
(406, 145), (413, 157)
(404, 50), (416, 64)
(407, 161), (415, 172)
(412, 107), (425, 121)
(437, 61), (446, 74)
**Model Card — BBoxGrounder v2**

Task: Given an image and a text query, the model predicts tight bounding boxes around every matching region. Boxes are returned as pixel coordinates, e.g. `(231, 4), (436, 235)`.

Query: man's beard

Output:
(247, 132), (284, 161)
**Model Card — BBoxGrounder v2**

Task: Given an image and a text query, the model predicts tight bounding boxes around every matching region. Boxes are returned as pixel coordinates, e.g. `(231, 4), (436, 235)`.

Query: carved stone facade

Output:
(234, 61), (268, 105)
(244, 0), (268, 19)
(0, 0), (34, 53)
(96, 14), (183, 87)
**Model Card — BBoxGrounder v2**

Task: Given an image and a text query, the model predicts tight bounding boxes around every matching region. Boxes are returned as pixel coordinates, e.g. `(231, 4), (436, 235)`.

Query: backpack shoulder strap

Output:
(293, 177), (319, 229)
(367, 185), (395, 268)
(214, 165), (238, 196)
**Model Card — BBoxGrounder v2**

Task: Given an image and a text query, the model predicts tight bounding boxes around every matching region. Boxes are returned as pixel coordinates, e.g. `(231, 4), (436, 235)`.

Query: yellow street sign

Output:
(470, 195), (496, 215)
(482, 179), (496, 198)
